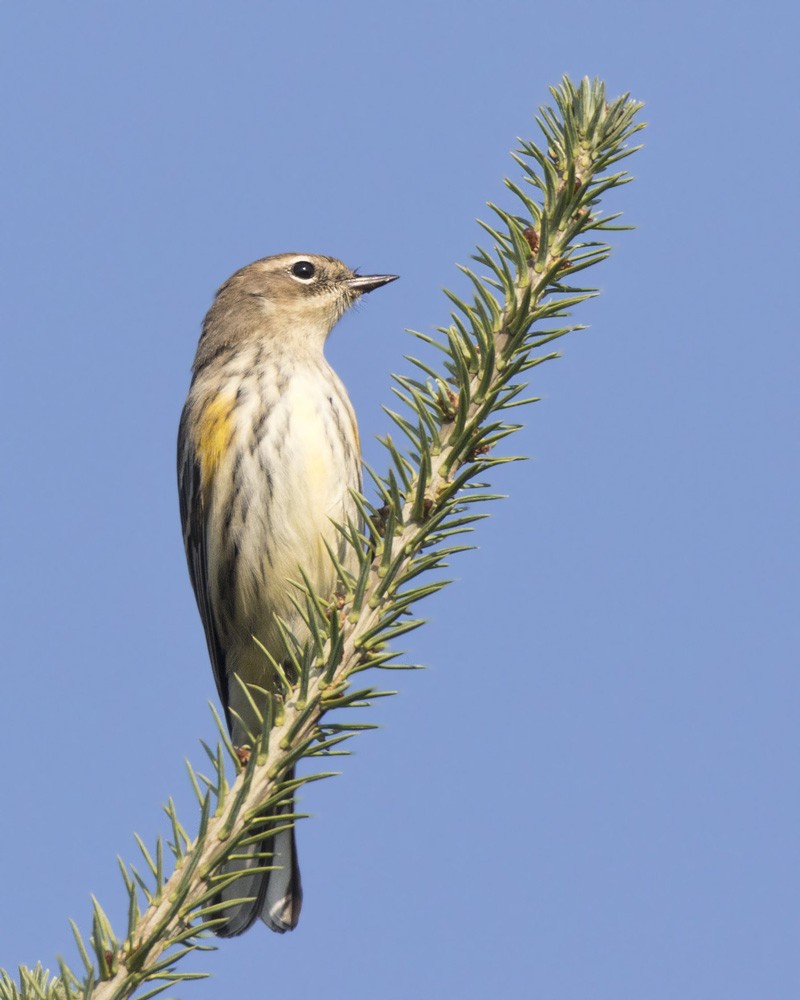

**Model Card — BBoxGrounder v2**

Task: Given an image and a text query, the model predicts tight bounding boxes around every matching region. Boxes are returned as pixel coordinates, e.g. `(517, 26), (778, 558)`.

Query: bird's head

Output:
(194, 253), (398, 370)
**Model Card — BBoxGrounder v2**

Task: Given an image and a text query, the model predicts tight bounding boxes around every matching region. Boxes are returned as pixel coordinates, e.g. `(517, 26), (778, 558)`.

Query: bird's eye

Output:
(290, 260), (316, 280)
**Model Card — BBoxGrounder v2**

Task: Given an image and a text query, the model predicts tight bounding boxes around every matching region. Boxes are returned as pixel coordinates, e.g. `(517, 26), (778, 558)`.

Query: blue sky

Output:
(1, 2), (798, 998)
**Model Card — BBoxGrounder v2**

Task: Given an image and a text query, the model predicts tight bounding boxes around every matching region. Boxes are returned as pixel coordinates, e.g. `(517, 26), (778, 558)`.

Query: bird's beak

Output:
(346, 273), (399, 294)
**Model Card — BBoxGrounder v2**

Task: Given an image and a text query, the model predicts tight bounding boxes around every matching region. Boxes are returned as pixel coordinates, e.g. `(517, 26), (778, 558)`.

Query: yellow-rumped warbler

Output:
(178, 253), (397, 936)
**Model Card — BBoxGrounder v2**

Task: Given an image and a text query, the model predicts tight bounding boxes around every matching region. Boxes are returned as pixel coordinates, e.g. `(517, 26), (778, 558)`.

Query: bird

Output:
(177, 253), (397, 935)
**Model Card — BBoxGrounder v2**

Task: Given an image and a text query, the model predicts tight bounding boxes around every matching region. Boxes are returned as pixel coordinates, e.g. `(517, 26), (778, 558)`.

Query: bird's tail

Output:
(212, 765), (303, 936)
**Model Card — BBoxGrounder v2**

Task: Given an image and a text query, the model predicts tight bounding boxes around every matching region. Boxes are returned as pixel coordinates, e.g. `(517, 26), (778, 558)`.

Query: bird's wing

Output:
(177, 404), (231, 725)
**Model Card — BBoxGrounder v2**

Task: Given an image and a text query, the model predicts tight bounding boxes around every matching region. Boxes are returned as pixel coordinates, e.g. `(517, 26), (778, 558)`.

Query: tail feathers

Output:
(261, 823), (302, 932)
(213, 775), (303, 937)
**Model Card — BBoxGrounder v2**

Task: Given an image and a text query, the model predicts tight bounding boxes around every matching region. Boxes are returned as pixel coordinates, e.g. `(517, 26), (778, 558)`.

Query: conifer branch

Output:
(0, 76), (643, 1000)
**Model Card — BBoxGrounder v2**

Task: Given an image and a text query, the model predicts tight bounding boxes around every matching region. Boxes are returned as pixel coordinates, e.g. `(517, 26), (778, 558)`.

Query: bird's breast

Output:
(203, 360), (361, 631)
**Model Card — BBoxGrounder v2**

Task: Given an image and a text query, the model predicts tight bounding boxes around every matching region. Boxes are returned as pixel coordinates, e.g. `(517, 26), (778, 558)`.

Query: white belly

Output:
(219, 364), (361, 646)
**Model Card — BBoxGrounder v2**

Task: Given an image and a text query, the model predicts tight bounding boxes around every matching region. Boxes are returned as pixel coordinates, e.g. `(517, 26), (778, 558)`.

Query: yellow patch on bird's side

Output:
(196, 392), (236, 488)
